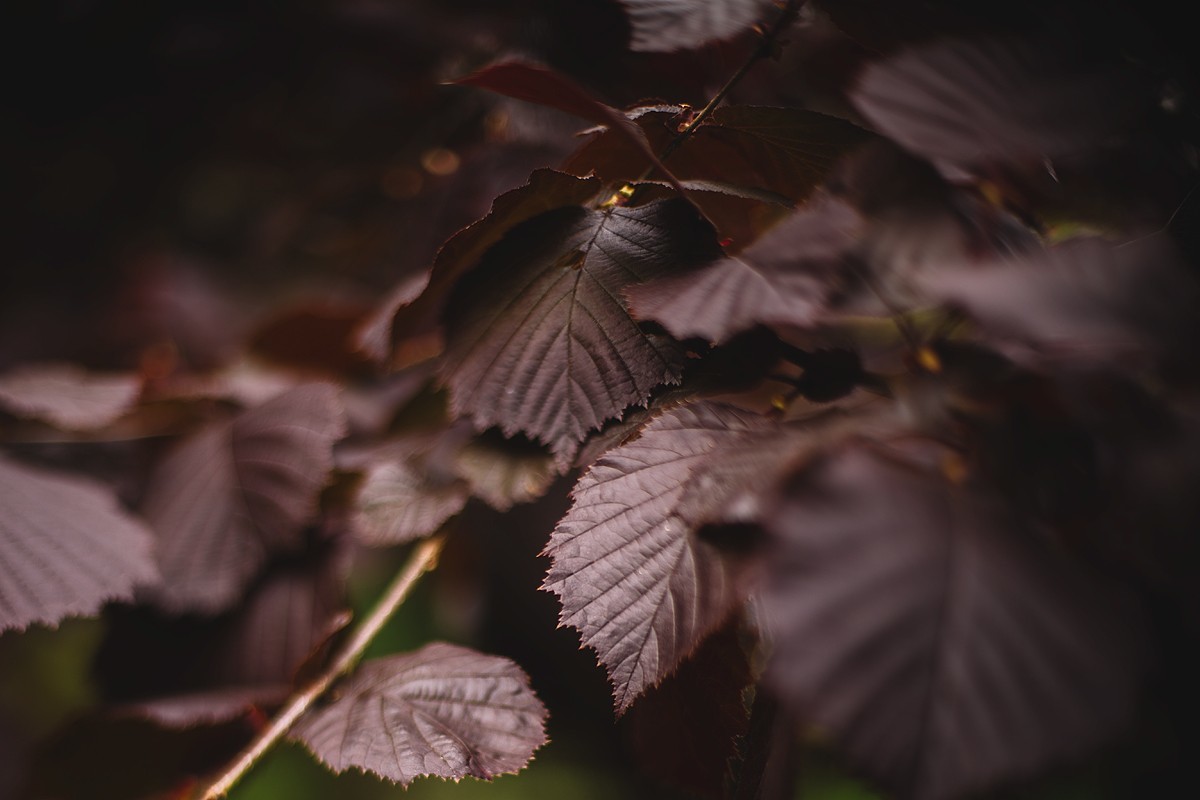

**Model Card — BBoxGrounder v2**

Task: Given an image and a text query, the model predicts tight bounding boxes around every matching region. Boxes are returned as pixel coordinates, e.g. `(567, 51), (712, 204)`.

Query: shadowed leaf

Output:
(0, 455), (158, 632)
(364, 170), (602, 369)
(626, 620), (754, 797)
(0, 363), (141, 431)
(140, 384), (346, 613)
(291, 642), (548, 785)
(762, 444), (1147, 800)
(353, 459), (470, 546)
(565, 105), (874, 206)
(442, 199), (722, 463)
(543, 402), (778, 712)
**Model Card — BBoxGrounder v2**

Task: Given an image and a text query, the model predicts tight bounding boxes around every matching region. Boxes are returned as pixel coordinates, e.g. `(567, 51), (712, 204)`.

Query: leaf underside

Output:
(0, 455), (158, 632)
(291, 642), (548, 785)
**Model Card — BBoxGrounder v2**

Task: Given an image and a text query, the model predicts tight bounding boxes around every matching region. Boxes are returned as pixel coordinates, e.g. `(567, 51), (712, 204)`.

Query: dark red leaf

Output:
(454, 61), (688, 196)
(0, 455), (158, 632)
(628, 197), (864, 342)
(625, 620), (754, 798)
(762, 444), (1148, 800)
(441, 200), (722, 463)
(543, 402), (779, 712)
(290, 642), (548, 785)
(0, 363), (141, 431)
(352, 458), (470, 547)
(140, 384), (346, 613)
(565, 105), (874, 205)
(620, 0), (775, 52)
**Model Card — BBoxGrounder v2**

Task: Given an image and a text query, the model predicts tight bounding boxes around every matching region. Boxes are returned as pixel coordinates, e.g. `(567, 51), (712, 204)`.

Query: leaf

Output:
(140, 383), (346, 614)
(441, 199), (722, 462)
(851, 33), (1151, 170)
(620, 0), (776, 52)
(353, 459), (470, 546)
(543, 402), (779, 712)
(0, 455), (158, 632)
(565, 105), (874, 205)
(370, 169), (603, 370)
(0, 363), (141, 431)
(762, 445), (1148, 800)
(290, 642), (548, 785)
(456, 431), (557, 512)
(625, 620), (754, 798)
(628, 196), (864, 342)
(454, 60), (689, 197)
(917, 234), (1200, 371)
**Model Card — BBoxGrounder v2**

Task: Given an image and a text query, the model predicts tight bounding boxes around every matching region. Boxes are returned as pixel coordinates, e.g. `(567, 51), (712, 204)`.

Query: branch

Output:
(195, 535), (446, 799)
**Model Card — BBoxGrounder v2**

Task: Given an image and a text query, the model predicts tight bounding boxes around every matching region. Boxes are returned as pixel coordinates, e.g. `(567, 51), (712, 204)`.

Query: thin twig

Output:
(659, 0), (805, 164)
(196, 535), (446, 799)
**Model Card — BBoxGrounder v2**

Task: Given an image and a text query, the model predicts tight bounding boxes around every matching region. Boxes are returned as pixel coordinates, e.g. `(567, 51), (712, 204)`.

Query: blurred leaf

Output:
(0, 455), (158, 632)
(619, 0), (776, 52)
(0, 363), (141, 431)
(140, 383), (346, 613)
(762, 444), (1148, 800)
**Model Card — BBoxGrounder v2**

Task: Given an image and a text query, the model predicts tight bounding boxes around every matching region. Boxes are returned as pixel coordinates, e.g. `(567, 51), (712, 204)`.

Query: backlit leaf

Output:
(441, 199), (722, 462)
(762, 445), (1147, 800)
(291, 642), (548, 785)
(543, 402), (777, 712)
(140, 384), (346, 613)
(0, 455), (158, 632)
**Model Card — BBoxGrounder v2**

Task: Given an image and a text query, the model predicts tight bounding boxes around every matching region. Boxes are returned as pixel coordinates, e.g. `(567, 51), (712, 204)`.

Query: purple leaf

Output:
(628, 197), (864, 342)
(762, 445), (1148, 800)
(0, 455), (158, 632)
(543, 402), (777, 712)
(441, 200), (722, 463)
(0, 363), (141, 431)
(620, 0), (776, 52)
(851, 33), (1150, 170)
(456, 432), (557, 512)
(290, 642), (548, 785)
(140, 384), (346, 614)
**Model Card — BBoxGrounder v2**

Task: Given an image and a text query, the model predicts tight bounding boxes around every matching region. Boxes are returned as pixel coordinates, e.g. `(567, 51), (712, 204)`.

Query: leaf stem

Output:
(195, 535), (446, 799)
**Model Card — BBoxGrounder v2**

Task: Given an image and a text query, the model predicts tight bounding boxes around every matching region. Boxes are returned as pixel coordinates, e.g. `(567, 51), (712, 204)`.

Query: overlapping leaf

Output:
(762, 445), (1147, 800)
(291, 642), (548, 785)
(851, 33), (1151, 170)
(620, 0), (776, 52)
(441, 199), (722, 462)
(0, 455), (158, 631)
(564, 105), (874, 206)
(353, 459), (470, 546)
(0, 363), (141, 431)
(140, 384), (346, 613)
(627, 196), (864, 342)
(360, 169), (603, 369)
(543, 402), (783, 712)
